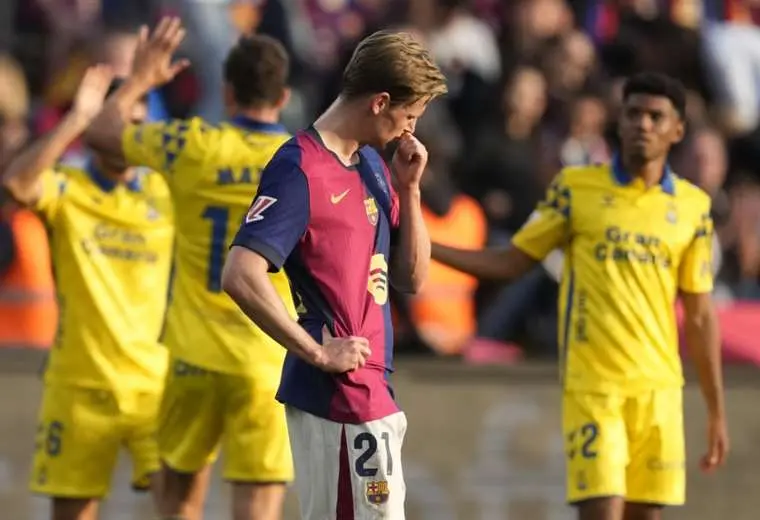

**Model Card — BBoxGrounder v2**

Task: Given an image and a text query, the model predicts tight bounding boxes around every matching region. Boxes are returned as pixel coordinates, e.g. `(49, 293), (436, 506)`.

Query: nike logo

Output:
(330, 189), (350, 204)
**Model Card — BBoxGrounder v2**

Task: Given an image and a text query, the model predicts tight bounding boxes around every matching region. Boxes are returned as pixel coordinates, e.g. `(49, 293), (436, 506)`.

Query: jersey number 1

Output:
(202, 205), (229, 292)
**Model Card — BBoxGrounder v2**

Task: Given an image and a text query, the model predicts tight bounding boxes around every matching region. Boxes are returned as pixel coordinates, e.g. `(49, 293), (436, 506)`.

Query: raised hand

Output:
(392, 131), (429, 189)
(131, 16), (190, 89)
(71, 64), (114, 121)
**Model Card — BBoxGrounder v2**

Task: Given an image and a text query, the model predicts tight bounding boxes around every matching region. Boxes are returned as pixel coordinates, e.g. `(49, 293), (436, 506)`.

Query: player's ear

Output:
(370, 93), (391, 116)
(673, 118), (686, 144)
(276, 87), (292, 110)
(223, 83), (236, 112)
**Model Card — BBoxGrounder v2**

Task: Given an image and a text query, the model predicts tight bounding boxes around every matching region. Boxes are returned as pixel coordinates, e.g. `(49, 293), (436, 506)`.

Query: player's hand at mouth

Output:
(392, 131), (428, 189)
(317, 326), (371, 373)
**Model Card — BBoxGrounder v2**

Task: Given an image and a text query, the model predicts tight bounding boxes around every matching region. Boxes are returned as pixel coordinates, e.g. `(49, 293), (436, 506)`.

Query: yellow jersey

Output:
(512, 159), (714, 394)
(122, 116), (296, 377)
(36, 163), (174, 393)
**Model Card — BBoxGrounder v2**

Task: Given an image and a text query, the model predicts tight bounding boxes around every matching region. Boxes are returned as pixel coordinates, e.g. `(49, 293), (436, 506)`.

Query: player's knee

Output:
(623, 502), (663, 520)
(575, 496), (625, 520)
(158, 463), (209, 519)
(51, 497), (99, 520)
(231, 481), (287, 520)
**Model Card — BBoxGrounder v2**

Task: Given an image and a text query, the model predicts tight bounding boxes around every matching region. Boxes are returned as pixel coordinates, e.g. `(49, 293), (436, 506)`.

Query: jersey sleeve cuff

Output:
(231, 236), (286, 273)
(511, 239), (546, 261)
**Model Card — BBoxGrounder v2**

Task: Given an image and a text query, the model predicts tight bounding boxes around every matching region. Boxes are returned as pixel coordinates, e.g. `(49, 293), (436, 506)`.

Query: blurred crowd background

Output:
(3, 0), (760, 362)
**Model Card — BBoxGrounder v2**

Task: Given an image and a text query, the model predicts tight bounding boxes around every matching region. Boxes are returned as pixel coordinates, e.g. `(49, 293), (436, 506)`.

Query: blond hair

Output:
(341, 30), (448, 105)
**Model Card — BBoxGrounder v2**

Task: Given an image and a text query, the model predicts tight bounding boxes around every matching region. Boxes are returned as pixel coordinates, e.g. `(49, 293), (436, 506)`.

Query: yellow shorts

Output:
(158, 358), (293, 482)
(30, 383), (161, 498)
(563, 389), (685, 505)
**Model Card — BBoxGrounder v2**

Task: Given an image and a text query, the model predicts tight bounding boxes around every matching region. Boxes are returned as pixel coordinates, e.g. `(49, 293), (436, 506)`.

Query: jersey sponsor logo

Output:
(364, 197), (379, 226)
(593, 226), (672, 268)
(366, 479), (390, 504)
(330, 189), (350, 204)
(367, 253), (388, 305)
(245, 196), (277, 223)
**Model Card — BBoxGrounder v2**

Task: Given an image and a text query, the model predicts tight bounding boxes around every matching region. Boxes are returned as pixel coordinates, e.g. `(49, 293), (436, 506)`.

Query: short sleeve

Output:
(34, 168), (69, 223)
(511, 171), (571, 261)
(678, 207), (714, 294)
(230, 155), (309, 272)
(122, 117), (216, 189)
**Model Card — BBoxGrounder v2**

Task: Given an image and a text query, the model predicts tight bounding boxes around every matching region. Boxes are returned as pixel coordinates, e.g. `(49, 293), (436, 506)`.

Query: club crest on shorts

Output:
(364, 197), (379, 226)
(366, 479), (390, 504)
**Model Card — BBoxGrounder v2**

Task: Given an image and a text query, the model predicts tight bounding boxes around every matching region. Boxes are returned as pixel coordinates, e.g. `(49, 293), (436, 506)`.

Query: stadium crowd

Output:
(2, 0), (760, 360)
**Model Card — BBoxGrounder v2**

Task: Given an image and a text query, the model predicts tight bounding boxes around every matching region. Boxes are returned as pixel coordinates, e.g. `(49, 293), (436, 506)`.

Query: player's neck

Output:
(621, 155), (667, 188)
(234, 107), (280, 125)
(312, 97), (365, 164)
(92, 155), (134, 184)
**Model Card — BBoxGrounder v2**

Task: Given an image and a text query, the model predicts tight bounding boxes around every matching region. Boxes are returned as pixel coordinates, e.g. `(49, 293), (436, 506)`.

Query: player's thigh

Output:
(158, 359), (224, 474)
(30, 385), (121, 499)
(123, 389), (163, 491)
(344, 412), (408, 520)
(625, 388), (685, 506)
(563, 392), (628, 504)
(285, 406), (344, 520)
(221, 373), (293, 483)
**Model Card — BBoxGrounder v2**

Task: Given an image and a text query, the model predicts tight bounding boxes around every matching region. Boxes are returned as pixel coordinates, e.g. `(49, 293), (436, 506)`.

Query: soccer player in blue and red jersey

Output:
(222, 31), (447, 519)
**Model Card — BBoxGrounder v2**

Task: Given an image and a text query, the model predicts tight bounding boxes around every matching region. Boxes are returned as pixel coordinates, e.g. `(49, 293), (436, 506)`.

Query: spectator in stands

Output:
(548, 92), (611, 169)
(0, 193), (58, 351)
(461, 65), (547, 239)
(0, 54), (30, 169)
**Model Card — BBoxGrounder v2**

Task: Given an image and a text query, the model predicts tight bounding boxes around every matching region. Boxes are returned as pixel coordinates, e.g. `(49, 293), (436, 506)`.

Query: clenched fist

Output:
(317, 327), (371, 373)
(392, 132), (428, 189)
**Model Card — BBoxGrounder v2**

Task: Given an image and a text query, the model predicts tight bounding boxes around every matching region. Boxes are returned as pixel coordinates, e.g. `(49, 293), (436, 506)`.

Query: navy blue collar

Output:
(230, 115), (287, 134)
(86, 160), (141, 193)
(611, 153), (675, 195)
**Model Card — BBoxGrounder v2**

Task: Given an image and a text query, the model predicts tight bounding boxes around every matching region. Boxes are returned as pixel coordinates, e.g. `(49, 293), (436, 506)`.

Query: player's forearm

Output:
(431, 241), (518, 281)
(85, 78), (149, 159)
(684, 302), (725, 418)
(392, 187), (430, 293)
(222, 251), (328, 368)
(2, 111), (90, 205)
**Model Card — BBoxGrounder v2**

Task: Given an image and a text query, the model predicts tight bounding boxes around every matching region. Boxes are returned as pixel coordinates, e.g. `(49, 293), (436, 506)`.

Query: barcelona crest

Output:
(364, 197), (379, 226)
(365, 479), (390, 504)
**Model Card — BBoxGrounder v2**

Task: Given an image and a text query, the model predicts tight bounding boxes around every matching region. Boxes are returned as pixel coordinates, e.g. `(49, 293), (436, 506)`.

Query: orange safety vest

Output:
(0, 208), (58, 349)
(411, 195), (486, 355)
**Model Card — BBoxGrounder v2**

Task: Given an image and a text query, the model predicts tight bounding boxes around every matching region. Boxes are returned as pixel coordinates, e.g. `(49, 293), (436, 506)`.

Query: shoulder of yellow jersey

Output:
(138, 168), (171, 196)
(53, 163), (170, 198)
(672, 174), (711, 210)
(549, 163), (612, 195)
(171, 117), (290, 161)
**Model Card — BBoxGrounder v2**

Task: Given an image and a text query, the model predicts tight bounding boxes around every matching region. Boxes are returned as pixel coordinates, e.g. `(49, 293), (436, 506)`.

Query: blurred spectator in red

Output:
(0, 53), (56, 350)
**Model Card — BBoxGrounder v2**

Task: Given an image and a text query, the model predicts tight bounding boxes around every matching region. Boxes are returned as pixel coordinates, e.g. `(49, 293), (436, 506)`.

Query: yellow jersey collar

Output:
(86, 160), (142, 193)
(611, 153), (675, 195)
(230, 115), (287, 134)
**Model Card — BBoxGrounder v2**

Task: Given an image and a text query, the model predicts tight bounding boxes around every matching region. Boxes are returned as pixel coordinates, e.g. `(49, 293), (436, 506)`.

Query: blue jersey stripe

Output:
(561, 269), (575, 384)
